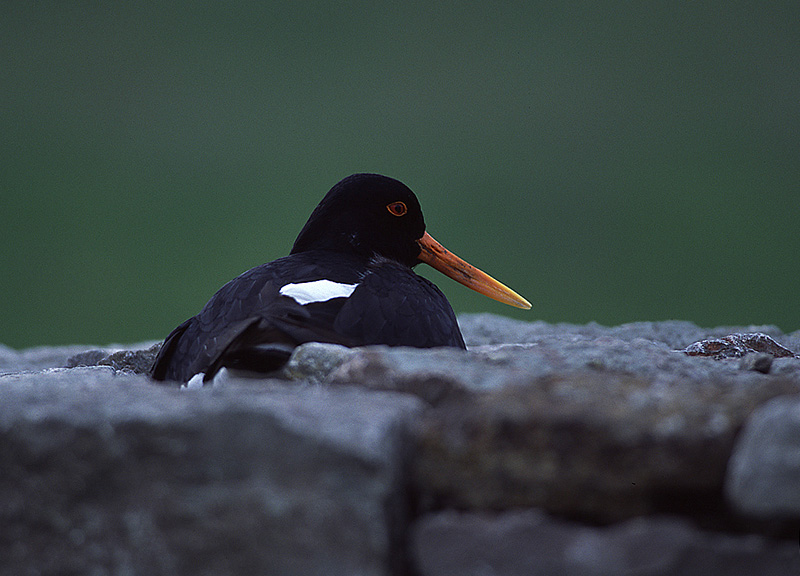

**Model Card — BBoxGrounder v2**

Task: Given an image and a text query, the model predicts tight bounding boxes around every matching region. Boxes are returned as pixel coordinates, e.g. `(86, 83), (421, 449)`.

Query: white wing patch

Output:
(279, 279), (359, 305)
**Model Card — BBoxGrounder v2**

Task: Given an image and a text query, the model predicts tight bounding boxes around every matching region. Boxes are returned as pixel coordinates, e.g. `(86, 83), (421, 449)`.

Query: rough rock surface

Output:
(66, 342), (161, 373)
(412, 510), (799, 576)
(2, 315), (799, 575)
(457, 313), (800, 352)
(726, 394), (800, 517)
(0, 341), (158, 375)
(325, 340), (800, 525)
(0, 367), (422, 576)
(280, 342), (356, 384)
(683, 332), (798, 359)
(0, 343), (111, 374)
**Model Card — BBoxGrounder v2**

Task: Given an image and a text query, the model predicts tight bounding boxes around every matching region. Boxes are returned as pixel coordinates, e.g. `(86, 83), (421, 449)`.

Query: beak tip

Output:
(510, 295), (533, 310)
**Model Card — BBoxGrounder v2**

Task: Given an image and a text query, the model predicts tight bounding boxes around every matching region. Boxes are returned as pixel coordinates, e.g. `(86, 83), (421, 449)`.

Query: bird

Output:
(150, 173), (530, 383)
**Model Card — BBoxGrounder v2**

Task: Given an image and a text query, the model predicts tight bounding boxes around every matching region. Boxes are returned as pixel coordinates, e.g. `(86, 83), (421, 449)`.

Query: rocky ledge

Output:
(1, 315), (799, 576)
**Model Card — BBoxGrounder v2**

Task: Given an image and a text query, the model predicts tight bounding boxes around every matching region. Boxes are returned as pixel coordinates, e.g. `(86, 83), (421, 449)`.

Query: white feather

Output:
(279, 279), (358, 305)
(183, 372), (205, 389)
(182, 367), (232, 389)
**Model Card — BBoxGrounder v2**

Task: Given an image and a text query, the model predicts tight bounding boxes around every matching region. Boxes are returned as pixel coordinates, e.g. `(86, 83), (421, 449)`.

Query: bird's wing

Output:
(334, 256), (466, 349)
(150, 253), (363, 382)
(150, 317), (193, 381)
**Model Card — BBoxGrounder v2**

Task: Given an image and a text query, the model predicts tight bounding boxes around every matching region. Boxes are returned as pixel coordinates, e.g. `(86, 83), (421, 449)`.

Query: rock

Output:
(96, 343), (162, 374)
(412, 510), (800, 576)
(64, 348), (110, 367)
(726, 394), (800, 517)
(4, 316), (800, 573)
(330, 346), (488, 403)
(0, 341), (159, 374)
(281, 342), (357, 384)
(325, 339), (800, 523)
(411, 370), (800, 523)
(0, 343), (109, 373)
(457, 313), (796, 351)
(683, 333), (798, 359)
(0, 367), (423, 576)
(738, 352), (774, 374)
(66, 342), (162, 374)
(459, 315), (713, 349)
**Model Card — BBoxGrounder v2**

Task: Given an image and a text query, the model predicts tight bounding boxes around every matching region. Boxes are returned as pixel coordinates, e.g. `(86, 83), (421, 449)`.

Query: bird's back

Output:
(151, 251), (464, 382)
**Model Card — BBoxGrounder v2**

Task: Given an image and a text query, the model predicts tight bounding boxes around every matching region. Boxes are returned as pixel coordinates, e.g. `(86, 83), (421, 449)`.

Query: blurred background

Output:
(2, 2), (798, 348)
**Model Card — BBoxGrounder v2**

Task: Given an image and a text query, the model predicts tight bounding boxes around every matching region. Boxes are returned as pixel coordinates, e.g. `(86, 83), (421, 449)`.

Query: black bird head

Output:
(291, 173), (426, 267)
(292, 173), (531, 309)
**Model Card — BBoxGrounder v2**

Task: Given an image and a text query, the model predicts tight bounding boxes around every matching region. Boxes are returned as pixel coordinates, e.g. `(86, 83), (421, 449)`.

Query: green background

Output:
(3, 2), (798, 348)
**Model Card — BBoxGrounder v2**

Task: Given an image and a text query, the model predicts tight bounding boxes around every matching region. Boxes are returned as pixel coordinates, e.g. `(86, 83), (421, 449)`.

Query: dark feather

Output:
(150, 174), (468, 383)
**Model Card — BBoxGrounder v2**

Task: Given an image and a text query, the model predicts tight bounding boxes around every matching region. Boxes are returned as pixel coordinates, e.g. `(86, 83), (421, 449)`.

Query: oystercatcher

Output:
(151, 173), (530, 383)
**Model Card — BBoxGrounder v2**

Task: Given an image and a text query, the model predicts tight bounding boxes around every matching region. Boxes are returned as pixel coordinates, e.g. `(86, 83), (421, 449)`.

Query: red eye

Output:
(387, 201), (407, 217)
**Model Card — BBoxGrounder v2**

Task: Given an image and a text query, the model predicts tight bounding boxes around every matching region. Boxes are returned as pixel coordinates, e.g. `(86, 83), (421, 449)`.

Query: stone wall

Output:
(1, 315), (798, 575)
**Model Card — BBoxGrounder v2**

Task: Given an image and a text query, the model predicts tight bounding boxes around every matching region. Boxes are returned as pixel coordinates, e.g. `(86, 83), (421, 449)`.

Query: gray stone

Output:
(4, 316), (800, 573)
(412, 510), (800, 576)
(683, 333), (798, 360)
(64, 348), (110, 367)
(726, 394), (800, 517)
(0, 367), (423, 576)
(458, 313), (797, 352)
(281, 341), (357, 384)
(66, 342), (162, 374)
(0, 341), (160, 374)
(326, 339), (800, 522)
(739, 352), (774, 374)
(98, 343), (162, 374)
(0, 343), (107, 373)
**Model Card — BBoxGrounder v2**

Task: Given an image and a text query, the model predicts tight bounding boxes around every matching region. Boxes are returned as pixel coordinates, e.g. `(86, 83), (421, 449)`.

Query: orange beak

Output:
(416, 232), (531, 309)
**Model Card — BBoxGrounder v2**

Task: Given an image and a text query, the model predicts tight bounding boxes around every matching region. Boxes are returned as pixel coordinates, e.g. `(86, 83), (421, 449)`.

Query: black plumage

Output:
(151, 173), (528, 383)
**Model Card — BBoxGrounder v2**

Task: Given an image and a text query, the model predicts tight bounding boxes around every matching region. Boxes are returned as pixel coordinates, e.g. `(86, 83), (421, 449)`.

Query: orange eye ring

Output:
(386, 201), (408, 217)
